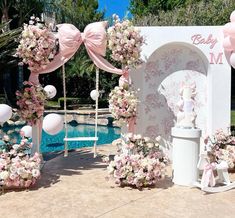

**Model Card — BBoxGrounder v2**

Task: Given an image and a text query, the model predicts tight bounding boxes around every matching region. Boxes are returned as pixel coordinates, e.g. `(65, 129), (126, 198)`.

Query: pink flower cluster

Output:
(109, 86), (138, 125)
(205, 129), (235, 168)
(107, 14), (145, 67)
(106, 134), (168, 188)
(0, 135), (41, 188)
(16, 21), (57, 72)
(16, 81), (47, 125)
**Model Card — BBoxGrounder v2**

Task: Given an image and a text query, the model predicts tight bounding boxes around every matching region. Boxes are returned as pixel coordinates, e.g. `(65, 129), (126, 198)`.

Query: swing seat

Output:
(64, 137), (98, 142)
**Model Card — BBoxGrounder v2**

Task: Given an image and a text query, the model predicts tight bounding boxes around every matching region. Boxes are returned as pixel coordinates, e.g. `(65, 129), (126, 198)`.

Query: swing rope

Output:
(62, 64), (99, 157)
(93, 67), (99, 157)
(62, 64), (68, 157)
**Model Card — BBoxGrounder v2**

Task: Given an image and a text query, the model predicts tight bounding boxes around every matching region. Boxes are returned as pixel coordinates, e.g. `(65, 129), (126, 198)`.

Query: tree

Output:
(0, 22), (21, 70)
(129, 0), (189, 17)
(132, 0), (235, 26)
(0, 1), (43, 105)
(0, 0), (43, 69)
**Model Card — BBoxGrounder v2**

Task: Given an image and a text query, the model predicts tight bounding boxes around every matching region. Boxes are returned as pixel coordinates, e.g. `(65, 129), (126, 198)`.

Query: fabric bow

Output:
(29, 21), (123, 84)
(201, 162), (216, 188)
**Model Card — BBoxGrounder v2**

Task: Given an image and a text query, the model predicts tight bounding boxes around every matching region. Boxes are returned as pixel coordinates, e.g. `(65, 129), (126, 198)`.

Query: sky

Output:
(98, 0), (131, 19)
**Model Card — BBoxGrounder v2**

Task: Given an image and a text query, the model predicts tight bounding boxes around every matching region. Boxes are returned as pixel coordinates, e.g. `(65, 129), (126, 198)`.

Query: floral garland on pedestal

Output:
(15, 16), (58, 125)
(204, 129), (235, 169)
(104, 134), (169, 188)
(15, 16), (58, 158)
(16, 16), (58, 72)
(109, 86), (138, 127)
(105, 16), (167, 189)
(107, 14), (145, 67)
(107, 14), (144, 131)
(16, 81), (47, 126)
(0, 134), (41, 191)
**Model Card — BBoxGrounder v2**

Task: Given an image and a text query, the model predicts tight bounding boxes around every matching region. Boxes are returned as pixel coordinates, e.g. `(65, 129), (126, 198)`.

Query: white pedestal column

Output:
(31, 123), (42, 155)
(171, 127), (201, 186)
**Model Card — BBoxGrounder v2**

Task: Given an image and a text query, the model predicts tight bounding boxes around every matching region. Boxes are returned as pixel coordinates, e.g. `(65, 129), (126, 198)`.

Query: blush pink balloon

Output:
(223, 22), (235, 38)
(230, 10), (235, 22)
(224, 50), (232, 65)
(223, 36), (235, 51)
(229, 52), (235, 68)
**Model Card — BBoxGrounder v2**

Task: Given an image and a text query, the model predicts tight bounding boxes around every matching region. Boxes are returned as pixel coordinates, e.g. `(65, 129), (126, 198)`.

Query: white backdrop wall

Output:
(131, 26), (231, 148)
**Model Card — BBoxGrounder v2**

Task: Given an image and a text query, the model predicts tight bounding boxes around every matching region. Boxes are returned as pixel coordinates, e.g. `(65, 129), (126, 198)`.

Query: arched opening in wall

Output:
(159, 70), (207, 131)
(142, 42), (209, 147)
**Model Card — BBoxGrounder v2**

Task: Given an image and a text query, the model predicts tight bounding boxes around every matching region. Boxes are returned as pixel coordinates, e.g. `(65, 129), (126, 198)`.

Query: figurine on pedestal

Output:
(171, 81), (201, 186)
(176, 82), (197, 129)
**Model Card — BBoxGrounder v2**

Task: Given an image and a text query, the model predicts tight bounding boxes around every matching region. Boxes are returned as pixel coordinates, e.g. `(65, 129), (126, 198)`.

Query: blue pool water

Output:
(0, 124), (120, 153)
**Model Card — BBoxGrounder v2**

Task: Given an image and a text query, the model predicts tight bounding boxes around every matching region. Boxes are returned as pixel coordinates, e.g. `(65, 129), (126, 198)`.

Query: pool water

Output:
(0, 124), (120, 153)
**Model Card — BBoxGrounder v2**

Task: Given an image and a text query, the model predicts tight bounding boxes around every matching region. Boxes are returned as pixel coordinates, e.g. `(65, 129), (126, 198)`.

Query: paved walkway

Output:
(0, 144), (235, 218)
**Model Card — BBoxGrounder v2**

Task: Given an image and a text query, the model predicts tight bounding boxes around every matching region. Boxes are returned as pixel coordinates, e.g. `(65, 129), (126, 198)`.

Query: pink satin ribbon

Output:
(119, 68), (131, 87)
(29, 21), (123, 85)
(128, 116), (136, 134)
(201, 163), (216, 188)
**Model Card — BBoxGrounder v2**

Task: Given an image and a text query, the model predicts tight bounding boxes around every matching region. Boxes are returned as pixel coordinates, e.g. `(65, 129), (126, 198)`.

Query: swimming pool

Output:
(0, 124), (120, 153)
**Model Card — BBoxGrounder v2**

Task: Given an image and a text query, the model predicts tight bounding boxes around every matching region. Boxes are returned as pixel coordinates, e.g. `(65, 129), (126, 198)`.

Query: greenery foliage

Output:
(0, 22), (21, 69)
(132, 0), (235, 26)
(0, 0), (43, 69)
(130, 0), (189, 17)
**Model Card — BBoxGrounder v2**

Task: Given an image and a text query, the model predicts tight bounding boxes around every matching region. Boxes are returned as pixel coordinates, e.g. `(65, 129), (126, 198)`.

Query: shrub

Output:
(58, 97), (79, 108)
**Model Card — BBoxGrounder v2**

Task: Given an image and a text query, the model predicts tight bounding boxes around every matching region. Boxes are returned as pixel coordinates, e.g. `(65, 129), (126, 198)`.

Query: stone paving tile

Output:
(0, 145), (235, 218)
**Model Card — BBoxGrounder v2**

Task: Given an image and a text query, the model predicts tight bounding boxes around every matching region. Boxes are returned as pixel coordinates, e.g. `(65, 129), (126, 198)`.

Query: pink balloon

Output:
(230, 52), (235, 68)
(223, 22), (235, 38)
(230, 11), (235, 22)
(224, 50), (232, 65)
(223, 36), (235, 51)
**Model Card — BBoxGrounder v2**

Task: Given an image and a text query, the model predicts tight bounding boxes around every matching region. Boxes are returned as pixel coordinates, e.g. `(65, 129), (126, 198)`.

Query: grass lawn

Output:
(45, 100), (60, 109)
(231, 111), (235, 126)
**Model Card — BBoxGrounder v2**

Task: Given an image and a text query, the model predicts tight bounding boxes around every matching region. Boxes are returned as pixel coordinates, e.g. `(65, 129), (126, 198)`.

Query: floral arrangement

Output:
(204, 129), (235, 169)
(16, 81), (47, 125)
(109, 86), (138, 125)
(16, 16), (58, 72)
(105, 134), (169, 188)
(107, 14), (145, 67)
(0, 133), (41, 189)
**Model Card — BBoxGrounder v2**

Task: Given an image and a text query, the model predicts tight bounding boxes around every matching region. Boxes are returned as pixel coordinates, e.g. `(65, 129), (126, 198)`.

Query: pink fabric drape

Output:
(128, 117), (136, 133)
(29, 21), (123, 85)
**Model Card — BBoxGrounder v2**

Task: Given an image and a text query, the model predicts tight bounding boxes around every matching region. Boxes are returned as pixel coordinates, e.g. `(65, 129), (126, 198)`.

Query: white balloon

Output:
(230, 10), (235, 23)
(44, 85), (57, 99)
(0, 104), (12, 123)
(230, 52), (235, 68)
(90, 90), (99, 101)
(43, 113), (63, 135)
(20, 125), (32, 138)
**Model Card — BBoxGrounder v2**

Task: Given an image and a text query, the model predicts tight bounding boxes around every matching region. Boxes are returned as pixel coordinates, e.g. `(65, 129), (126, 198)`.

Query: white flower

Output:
(0, 171), (9, 180)
(107, 165), (115, 174)
(147, 142), (154, 148)
(21, 171), (29, 179)
(17, 167), (25, 176)
(155, 136), (161, 141)
(3, 135), (10, 141)
(13, 144), (20, 150)
(32, 169), (40, 178)
(144, 137), (150, 142)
